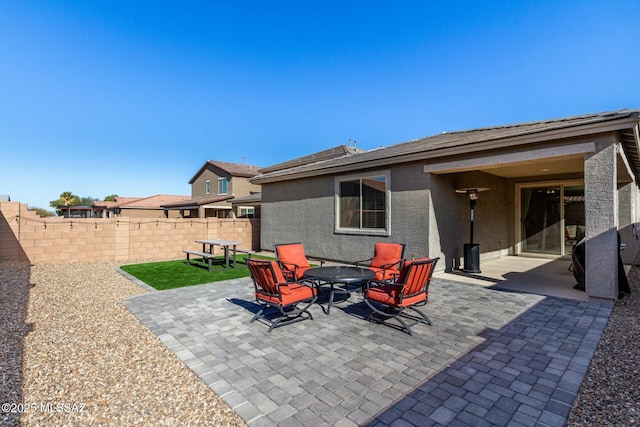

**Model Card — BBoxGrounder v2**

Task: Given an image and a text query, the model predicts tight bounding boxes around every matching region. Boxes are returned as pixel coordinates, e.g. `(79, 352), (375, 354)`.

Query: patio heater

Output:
(456, 187), (489, 273)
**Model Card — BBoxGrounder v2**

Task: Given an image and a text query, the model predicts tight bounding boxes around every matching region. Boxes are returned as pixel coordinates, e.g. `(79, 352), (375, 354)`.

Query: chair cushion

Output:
(366, 284), (426, 307)
(257, 283), (314, 305)
(370, 243), (403, 270)
(249, 260), (290, 294)
(269, 260), (289, 291)
(370, 267), (400, 281)
(397, 257), (431, 283)
(277, 244), (310, 272)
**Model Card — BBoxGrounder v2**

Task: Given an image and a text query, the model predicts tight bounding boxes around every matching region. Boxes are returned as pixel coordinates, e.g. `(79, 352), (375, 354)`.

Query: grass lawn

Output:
(120, 254), (272, 291)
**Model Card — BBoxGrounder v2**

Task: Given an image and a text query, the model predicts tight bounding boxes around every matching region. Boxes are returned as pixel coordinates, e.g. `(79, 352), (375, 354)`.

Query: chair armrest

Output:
(277, 261), (303, 281)
(279, 260), (301, 270)
(353, 257), (373, 267)
(364, 279), (404, 291)
(281, 270), (296, 281)
(379, 259), (404, 270)
(297, 279), (318, 295)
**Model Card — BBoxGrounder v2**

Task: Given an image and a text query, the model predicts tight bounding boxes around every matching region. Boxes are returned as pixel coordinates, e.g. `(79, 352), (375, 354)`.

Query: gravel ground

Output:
(566, 263), (640, 426)
(1, 260), (245, 427)
(0, 261), (30, 427)
(1, 260), (638, 426)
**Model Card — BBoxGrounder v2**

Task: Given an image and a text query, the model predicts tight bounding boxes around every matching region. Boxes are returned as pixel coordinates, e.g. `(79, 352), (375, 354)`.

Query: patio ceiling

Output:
(480, 156), (584, 178)
(473, 155), (634, 184)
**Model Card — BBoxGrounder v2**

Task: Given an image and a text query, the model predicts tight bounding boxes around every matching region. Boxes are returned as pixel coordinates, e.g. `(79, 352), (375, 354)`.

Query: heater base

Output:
(463, 243), (481, 273)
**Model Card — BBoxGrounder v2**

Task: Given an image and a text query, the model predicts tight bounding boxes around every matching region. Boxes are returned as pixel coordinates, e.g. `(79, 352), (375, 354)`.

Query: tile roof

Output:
(162, 194), (235, 208)
(230, 192), (261, 204)
(118, 195), (192, 208)
(252, 109), (640, 183)
(189, 160), (261, 183)
(94, 197), (143, 209)
(259, 145), (364, 174)
(207, 160), (262, 177)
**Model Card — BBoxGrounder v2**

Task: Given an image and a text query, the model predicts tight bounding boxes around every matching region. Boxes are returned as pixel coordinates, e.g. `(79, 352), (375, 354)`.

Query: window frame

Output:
(218, 178), (228, 195)
(334, 170), (391, 236)
(205, 180), (211, 195)
(238, 206), (255, 218)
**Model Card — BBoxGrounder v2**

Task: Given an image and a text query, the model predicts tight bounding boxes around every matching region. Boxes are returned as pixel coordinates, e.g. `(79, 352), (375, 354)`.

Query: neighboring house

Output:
(93, 195), (192, 218)
(57, 205), (106, 218)
(228, 145), (365, 219)
(251, 109), (640, 301)
(230, 192), (262, 218)
(163, 160), (261, 218)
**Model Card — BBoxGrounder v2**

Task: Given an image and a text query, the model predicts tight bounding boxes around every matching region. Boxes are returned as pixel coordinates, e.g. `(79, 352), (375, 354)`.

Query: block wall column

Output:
(584, 138), (618, 300)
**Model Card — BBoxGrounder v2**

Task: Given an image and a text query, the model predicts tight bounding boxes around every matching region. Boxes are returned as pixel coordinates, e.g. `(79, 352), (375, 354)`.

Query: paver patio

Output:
(123, 276), (612, 426)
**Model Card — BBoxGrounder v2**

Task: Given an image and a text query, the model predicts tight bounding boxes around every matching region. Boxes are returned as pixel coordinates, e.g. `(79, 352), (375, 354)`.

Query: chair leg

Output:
(250, 308), (265, 323)
(409, 306), (434, 326)
(267, 315), (285, 332)
(395, 316), (415, 336)
(252, 299), (316, 332)
(365, 299), (431, 335)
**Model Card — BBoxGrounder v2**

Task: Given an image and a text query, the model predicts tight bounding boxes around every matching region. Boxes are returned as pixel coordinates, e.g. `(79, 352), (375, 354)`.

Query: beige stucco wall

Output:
(192, 167), (223, 198)
(231, 176), (261, 198)
(191, 165), (261, 216)
(0, 202), (259, 264)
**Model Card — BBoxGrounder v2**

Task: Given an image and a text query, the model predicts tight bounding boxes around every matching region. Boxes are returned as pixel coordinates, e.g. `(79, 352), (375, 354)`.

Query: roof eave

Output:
(252, 114), (640, 184)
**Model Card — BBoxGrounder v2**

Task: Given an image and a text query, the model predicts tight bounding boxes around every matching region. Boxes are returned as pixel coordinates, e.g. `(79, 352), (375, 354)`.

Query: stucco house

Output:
(227, 146), (366, 219)
(251, 109), (640, 301)
(94, 195), (192, 218)
(164, 160), (261, 218)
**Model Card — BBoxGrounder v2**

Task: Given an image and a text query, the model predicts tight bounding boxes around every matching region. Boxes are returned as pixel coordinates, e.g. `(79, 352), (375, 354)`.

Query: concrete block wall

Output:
(0, 202), (28, 261)
(0, 202), (259, 264)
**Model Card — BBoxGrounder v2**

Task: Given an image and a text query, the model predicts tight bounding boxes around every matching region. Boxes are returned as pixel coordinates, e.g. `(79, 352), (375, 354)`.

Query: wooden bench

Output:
(184, 250), (216, 272)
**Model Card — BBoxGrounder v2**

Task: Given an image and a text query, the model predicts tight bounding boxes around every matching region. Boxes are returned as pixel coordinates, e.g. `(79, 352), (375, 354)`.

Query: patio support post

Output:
(584, 138), (619, 300)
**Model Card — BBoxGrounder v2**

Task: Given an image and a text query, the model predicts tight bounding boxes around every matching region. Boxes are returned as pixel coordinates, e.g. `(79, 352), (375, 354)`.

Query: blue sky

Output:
(2, 1), (640, 210)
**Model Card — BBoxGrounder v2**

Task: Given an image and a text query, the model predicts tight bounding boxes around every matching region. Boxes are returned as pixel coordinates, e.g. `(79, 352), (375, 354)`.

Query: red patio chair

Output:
(247, 258), (317, 332)
(355, 242), (406, 281)
(274, 242), (325, 281)
(362, 257), (439, 335)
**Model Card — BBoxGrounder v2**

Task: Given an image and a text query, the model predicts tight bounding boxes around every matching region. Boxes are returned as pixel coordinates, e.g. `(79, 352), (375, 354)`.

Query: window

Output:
(205, 180), (211, 195)
(239, 207), (254, 218)
(335, 171), (390, 235)
(218, 178), (228, 195)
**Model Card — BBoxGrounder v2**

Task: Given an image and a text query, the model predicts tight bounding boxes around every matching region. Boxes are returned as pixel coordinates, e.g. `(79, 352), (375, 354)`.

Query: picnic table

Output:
(184, 239), (252, 271)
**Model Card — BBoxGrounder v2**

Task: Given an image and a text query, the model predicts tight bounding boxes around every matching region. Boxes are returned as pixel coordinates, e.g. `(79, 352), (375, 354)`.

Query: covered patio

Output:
(437, 256), (588, 302)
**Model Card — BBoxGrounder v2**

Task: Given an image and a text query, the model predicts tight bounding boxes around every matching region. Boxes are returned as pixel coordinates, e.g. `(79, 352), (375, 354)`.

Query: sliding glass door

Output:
(519, 183), (584, 256)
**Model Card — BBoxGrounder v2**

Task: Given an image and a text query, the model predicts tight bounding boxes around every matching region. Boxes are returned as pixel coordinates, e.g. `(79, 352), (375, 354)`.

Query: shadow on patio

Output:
(362, 293), (611, 426)
(436, 256), (588, 301)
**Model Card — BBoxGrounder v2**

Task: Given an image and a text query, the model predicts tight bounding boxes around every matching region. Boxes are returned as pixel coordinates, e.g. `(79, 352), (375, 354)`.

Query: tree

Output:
(103, 194), (118, 202)
(50, 192), (80, 216)
(78, 196), (99, 206)
(55, 192), (79, 206)
(28, 206), (55, 217)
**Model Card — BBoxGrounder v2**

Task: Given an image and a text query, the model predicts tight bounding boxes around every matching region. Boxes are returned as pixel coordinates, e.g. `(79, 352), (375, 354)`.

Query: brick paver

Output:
(124, 276), (612, 426)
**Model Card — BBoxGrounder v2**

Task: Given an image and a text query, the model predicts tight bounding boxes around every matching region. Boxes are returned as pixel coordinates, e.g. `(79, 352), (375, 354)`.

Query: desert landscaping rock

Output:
(3, 261), (245, 427)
